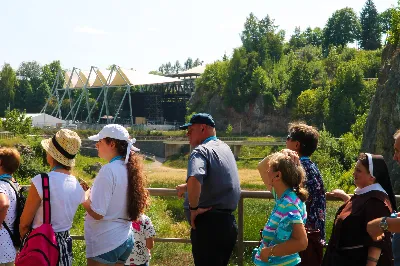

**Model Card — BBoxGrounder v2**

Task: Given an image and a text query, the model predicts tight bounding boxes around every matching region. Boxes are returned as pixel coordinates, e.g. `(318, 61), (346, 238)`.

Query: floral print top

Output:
(301, 157), (326, 242)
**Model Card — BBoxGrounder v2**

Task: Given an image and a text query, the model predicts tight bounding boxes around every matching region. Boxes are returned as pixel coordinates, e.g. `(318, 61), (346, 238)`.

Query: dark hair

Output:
(105, 137), (149, 220)
(269, 152), (309, 202)
(288, 122), (319, 157)
(358, 153), (397, 211)
(53, 160), (71, 171)
(0, 148), (21, 174)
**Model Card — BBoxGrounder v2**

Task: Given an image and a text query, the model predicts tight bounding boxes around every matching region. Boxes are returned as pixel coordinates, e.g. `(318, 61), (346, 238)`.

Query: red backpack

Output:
(15, 173), (60, 266)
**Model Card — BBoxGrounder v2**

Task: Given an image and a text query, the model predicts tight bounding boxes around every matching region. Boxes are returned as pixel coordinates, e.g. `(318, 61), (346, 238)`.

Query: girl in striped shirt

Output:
(253, 150), (308, 266)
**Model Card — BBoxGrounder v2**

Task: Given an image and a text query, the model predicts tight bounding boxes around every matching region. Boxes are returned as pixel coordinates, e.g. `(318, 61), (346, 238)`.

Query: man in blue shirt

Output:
(176, 113), (241, 266)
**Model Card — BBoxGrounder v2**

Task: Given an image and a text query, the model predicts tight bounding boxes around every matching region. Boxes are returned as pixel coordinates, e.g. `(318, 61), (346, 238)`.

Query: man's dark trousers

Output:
(190, 211), (238, 266)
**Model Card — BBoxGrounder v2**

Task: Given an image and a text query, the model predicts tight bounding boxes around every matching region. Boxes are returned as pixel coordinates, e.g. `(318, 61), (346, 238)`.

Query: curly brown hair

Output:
(288, 122), (319, 157)
(269, 152), (308, 202)
(105, 138), (149, 221)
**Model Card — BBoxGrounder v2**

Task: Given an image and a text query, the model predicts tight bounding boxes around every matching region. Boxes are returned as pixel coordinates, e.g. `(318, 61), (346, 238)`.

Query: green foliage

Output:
(0, 63), (17, 115)
(360, 0), (381, 50)
(387, 2), (400, 47)
(194, 60), (229, 97)
(323, 8), (361, 54)
(225, 124), (233, 136)
(2, 109), (33, 136)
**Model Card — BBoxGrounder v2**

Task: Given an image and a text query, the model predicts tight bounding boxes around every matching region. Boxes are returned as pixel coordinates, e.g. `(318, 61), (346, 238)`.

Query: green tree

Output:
(0, 64), (17, 114)
(323, 8), (361, 54)
(360, 0), (381, 50)
(15, 79), (33, 111)
(41, 60), (63, 89)
(184, 58), (193, 70)
(240, 13), (284, 64)
(380, 8), (395, 34)
(1, 109), (32, 135)
(304, 27), (323, 46)
(289, 27), (307, 50)
(195, 60), (229, 97)
(287, 61), (313, 106)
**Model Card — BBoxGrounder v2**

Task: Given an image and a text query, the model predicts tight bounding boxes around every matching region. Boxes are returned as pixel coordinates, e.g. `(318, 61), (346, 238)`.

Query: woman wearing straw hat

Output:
(83, 124), (149, 266)
(19, 129), (85, 266)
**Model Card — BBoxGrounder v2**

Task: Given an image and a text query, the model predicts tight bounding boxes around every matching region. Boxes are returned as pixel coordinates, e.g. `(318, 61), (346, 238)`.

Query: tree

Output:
(184, 58), (193, 70)
(0, 64), (17, 114)
(323, 8), (361, 54)
(240, 13), (284, 64)
(287, 61), (313, 106)
(360, 0), (381, 50)
(1, 109), (32, 135)
(17, 61), (42, 84)
(41, 60), (63, 89)
(173, 60), (182, 74)
(193, 58), (203, 67)
(304, 27), (323, 46)
(379, 8), (395, 34)
(289, 27), (307, 49)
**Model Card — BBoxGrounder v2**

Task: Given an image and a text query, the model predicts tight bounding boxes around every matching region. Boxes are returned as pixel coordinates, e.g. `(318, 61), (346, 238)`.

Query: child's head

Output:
(41, 129), (81, 169)
(267, 151), (308, 201)
(0, 147), (21, 174)
(286, 122), (319, 156)
(89, 124), (149, 220)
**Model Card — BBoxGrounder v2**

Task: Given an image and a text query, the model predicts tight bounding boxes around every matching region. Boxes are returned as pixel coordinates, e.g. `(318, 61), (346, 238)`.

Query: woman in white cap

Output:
(83, 124), (149, 266)
(19, 129), (85, 266)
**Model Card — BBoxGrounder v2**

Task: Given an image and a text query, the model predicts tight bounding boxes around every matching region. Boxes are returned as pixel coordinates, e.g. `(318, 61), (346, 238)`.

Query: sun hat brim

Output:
(41, 138), (76, 167)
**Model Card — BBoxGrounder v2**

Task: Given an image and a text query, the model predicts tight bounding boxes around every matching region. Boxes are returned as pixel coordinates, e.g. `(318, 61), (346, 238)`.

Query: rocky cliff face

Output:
(362, 44), (400, 192)
(196, 94), (290, 136)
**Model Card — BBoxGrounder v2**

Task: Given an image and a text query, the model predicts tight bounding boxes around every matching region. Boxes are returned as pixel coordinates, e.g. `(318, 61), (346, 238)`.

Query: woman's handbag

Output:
(15, 173), (60, 266)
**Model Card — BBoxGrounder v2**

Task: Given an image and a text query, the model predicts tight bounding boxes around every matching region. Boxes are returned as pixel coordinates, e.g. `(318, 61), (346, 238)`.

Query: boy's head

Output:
(286, 122), (319, 157)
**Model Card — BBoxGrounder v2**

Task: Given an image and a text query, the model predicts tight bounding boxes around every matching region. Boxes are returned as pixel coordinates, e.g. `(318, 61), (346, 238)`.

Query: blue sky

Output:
(0, 0), (397, 72)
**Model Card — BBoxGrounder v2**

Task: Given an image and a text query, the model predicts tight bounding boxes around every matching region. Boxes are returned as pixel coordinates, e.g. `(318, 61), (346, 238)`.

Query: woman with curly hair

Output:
(83, 124), (149, 266)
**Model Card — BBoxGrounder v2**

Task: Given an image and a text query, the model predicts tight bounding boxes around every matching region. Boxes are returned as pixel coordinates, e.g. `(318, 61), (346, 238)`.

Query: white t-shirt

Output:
(32, 172), (85, 232)
(125, 214), (156, 265)
(0, 180), (18, 263)
(84, 160), (132, 258)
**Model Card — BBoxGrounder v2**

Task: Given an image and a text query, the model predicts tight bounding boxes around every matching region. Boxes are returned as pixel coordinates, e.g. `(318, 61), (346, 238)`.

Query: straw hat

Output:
(41, 129), (81, 167)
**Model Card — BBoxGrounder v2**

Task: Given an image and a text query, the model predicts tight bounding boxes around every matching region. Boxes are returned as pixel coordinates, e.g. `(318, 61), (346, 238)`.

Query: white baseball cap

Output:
(88, 124), (140, 163)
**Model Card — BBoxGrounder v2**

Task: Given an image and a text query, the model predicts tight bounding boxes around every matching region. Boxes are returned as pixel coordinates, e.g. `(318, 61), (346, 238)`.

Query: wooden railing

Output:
(22, 186), (399, 266)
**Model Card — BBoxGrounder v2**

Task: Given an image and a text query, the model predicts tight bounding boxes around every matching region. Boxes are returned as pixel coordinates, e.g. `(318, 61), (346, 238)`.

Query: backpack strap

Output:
(0, 178), (19, 240)
(41, 173), (51, 224)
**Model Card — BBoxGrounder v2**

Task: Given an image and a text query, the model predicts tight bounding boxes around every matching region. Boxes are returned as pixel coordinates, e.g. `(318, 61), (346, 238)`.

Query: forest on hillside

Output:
(191, 0), (399, 137)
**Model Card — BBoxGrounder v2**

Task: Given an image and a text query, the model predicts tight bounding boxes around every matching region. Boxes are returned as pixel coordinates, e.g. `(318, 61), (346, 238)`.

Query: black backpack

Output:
(0, 178), (26, 248)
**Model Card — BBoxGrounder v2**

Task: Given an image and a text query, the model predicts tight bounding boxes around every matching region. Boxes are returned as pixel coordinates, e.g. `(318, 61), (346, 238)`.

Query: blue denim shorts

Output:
(90, 230), (134, 265)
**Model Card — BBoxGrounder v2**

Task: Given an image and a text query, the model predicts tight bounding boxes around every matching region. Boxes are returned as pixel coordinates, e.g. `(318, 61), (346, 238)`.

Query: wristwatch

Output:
(380, 217), (389, 232)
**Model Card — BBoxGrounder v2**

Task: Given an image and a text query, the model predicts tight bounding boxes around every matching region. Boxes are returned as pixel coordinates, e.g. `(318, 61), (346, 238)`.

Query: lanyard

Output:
(300, 156), (310, 161)
(203, 136), (218, 144)
(51, 165), (63, 172)
(0, 173), (12, 179)
(110, 155), (123, 163)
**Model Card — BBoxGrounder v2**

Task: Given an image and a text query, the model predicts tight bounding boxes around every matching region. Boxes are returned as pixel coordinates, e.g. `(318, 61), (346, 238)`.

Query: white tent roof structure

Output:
(62, 68), (182, 88)
(110, 69), (182, 86)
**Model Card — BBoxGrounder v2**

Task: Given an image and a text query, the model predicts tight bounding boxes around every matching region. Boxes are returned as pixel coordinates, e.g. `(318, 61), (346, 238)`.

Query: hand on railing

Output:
(176, 184), (187, 198)
(326, 189), (351, 202)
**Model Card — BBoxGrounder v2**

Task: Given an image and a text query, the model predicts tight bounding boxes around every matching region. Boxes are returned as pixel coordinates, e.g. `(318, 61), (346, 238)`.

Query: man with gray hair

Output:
(367, 129), (400, 265)
(176, 113), (241, 266)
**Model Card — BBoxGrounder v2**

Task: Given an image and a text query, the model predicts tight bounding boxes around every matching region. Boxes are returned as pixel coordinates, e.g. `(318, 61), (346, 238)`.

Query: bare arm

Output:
(260, 223), (308, 261)
(146, 237), (154, 250)
(19, 183), (41, 238)
(366, 246), (381, 266)
(81, 189), (104, 220)
(187, 177), (201, 208)
(0, 193), (10, 226)
(368, 217), (400, 240)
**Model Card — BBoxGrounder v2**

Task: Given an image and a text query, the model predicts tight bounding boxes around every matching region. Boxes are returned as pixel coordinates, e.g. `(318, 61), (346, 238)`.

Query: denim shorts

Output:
(90, 230), (134, 265)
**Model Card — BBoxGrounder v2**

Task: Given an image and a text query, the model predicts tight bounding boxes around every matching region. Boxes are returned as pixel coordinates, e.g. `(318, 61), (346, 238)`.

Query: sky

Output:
(0, 0), (397, 73)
